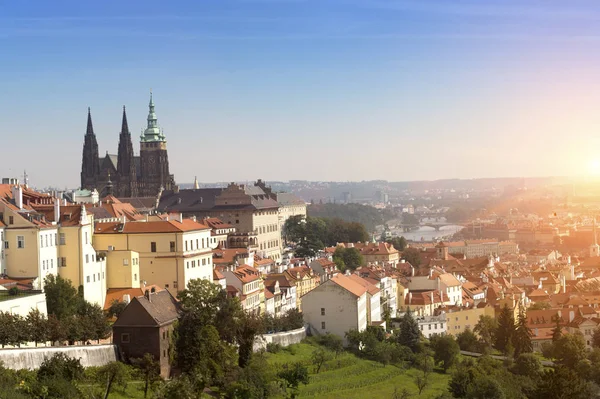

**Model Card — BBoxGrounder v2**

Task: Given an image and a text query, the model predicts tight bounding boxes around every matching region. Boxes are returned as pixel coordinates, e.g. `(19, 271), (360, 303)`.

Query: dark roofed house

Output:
(113, 290), (180, 378)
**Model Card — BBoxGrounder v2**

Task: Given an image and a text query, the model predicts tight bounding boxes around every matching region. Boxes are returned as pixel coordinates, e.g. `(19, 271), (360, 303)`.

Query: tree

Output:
(0, 312), (16, 348)
(494, 305), (514, 354)
(511, 353), (542, 379)
(107, 299), (128, 319)
(283, 215), (306, 244)
(97, 361), (132, 399)
(132, 353), (161, 398)
(38, 353), (84, 381)
(414, 353), (433, 395)
(456, 328), (479, 352)
(154, 374), (198, 399)
(553, 332), (587, 368)
(397, 310), (420, 352)
(474, 315), (497, 353)
(332, 247), (364, 273)
(26, 308), (48, 347)
(225, 352), (278, 399)
(237, 312), (263, 368)
(533, 366), (595, 399)
(551, 315), (563, 343)
(387, 237), (408, 251)
(401, 248), (421, 268)
(466, 376), (505, 399)
(346, 222), (369, 243)
(47, 315), (67, 345)
(277, 362), (309, 399)
(449, 360), (476, 398)
(431, 335), (460, 372)
(316, 333), (343, 356)
(512, 309), (532, 357)
(592, 327), (600, 349)
(77, 300), (111, 343)
(528, 302), (551, 310)
(44, 274), (80, 320)
(310, 347), (333, 373)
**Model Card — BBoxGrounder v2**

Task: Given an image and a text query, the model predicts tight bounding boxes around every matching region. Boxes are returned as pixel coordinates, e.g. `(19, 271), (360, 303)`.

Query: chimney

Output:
(569, 310), (575, 322)
(12, 185), (23, 209)
(408, 292), (412, 305)
(570, 265), (575, 280)
(430, 291), (434, 304)
(557, 309), (562, 319)
(144, 289), (151, 302)
(122, 294), (131, 304)
(411, 265), (415, 277)
(54, 198), (60, 223)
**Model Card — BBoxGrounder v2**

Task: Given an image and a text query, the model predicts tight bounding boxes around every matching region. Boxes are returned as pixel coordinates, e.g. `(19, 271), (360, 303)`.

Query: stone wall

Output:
(253, 326), (306, 352)
(0, 344), (117, 370)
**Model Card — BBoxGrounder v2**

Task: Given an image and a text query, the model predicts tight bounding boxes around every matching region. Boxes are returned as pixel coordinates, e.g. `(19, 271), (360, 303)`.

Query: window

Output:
(40, 236), (44, 248)
(50, 259), (53, 269)
(185, 241), (188, 251)
(86, 276), (90, 283)
(151, 242), (157, 252)
(165, 284), (169, 288)
(59, 233), (66, 245)
(134, 273), (137, 281)
(3, 241), (7, 249)
(92, 254), (95, 262)
(85, 232), (88, 244)
(121, 333), (130, 343)
(85, 254), (89, 263)
(61, 257), (67, 267)
(42, 260), (46, 270)
(8, 216), (13, 225)
(54, 234), (57, 245)
(163, 331), (166, 339)
(173, 281), (178, 289)
(170, 241), (175, 252)
(321, 307), (325, 316)
(123, 259), (129, 266)
(163, 350), (166, 358)
(321, 322), (326, 330)
(196, 239), (199, 249)
(17, 236), (24, 249)
(45, 235), (48, 247)
(428, 325), (431, 330)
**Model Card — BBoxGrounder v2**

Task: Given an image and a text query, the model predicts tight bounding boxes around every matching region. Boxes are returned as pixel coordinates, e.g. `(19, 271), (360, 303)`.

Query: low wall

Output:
(0, 344), (117, 370)
(253, 326), (307, 352)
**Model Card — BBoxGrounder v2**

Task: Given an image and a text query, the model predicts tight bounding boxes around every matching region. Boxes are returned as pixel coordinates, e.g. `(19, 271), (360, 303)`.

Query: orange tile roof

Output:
(331, 274), (367, 297)
(104, 285), (163, 311)
(95, 219), (211, 234)
(348, 274), (380, 295)
(231, 265), (260, 283)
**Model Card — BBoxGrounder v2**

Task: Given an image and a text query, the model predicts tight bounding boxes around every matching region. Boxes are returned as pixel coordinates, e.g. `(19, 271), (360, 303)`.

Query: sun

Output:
(589, 159), (600, 175)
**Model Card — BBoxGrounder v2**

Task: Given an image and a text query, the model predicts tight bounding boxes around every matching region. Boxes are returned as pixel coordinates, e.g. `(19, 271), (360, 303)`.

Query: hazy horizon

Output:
(3, 1), (600, 188)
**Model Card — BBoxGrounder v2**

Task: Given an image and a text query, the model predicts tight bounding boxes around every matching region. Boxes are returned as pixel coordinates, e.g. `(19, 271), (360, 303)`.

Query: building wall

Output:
(58, 220), (106, 307)
(0, 293), (47, 317)
(106, 250), (140, 289)
(302, 281), (366, 343)
(94, 228), (212, 295)
(113, 324), (174, 378)
(0, 226), (5, 274)
(446, 306), (495, 336)
(252, 209), (281, 260)
(278, 204), (307, 231)
(0, 344), (117, 371)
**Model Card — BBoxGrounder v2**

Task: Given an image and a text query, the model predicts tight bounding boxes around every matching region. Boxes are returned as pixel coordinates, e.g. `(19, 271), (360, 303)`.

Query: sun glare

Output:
(589, 159), (600, 175)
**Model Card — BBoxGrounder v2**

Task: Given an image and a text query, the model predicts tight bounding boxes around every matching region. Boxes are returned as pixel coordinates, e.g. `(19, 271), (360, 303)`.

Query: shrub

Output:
(266, 342), (283, 353)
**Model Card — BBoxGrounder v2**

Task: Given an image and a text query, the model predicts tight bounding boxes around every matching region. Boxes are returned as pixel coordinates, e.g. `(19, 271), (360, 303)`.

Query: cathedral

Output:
(80, 93), (176, 197)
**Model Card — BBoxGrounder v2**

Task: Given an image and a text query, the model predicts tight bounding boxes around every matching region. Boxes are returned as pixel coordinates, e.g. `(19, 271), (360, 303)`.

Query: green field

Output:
(266, 343), (450, 399)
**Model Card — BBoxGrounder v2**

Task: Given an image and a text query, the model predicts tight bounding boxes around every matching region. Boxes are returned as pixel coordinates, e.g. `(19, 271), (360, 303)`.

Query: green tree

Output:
(97, 361), (132, 399)
(310, 347), (333, 373)
(38, 353), (84, 381)
(345, 222), (369, 243)
(77, 300), (111, 343)
(466, 376), (505, 399)
(511, 353), (542, 379)
(316, 333), (343, 356)
(0, 311), (16, 348)
(397, 310), (420, 352)
(431, 335), (460, 372)
(592, 327), (600, 348)
(533, 366), (596, 399)
(554, 332), (587, 368)
(154, 374), (198, 399)
(494, 305), (514, 354)
(277, 362), (309, 399)
(528, 302), (551, 310)
(225, 352), (278, 399)
(512, 309), (532, 357)
(474, 315), (497, 353)
(283, 215), (306, 244)
(107, 299), (128, 319)
(44, 274), (80, 320)
(47, 315), (67, 345)
(456, 328), (479, 352)
(449, 359), (476, 398)
(551, 315), (563, 343)
(26, 308), (48, 347)
(414, 353), (433, 395)
(401, 248), (421, 267)
(387, 236), (408, 251)
(132, 353), (161, 398)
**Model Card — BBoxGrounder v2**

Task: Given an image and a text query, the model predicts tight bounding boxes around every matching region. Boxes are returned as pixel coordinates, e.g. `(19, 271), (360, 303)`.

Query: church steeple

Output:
(81, 107), (100, 189)
(141, 91), (165, 142)
(117, 106), (137, 197)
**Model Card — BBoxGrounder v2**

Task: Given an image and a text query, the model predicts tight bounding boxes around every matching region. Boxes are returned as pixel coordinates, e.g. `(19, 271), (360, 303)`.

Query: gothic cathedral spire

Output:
(117, 106), (138, 197)
(81, 107), (100, 189)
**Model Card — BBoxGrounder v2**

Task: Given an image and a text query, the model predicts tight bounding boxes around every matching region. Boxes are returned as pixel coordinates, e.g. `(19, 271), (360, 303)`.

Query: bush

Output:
(266, 342), (283, 353)
(316, 333), (344, 355)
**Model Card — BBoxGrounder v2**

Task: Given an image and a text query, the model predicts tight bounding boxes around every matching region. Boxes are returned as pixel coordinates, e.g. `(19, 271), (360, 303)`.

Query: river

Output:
(391, 225), (463, 242)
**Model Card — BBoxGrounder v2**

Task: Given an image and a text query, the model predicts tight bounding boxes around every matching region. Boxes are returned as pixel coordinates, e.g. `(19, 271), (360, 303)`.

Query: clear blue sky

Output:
(3, 0), (600, 188)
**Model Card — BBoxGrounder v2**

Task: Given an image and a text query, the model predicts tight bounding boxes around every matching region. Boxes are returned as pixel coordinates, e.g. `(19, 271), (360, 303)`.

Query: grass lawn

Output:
(266, 343), (450, 399)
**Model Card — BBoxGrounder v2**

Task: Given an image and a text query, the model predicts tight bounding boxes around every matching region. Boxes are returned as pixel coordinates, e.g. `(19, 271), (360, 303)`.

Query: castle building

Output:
(80, 93), (176, 197)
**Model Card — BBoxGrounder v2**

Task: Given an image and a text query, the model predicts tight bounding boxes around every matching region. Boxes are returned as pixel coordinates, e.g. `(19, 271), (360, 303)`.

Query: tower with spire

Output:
(139, 91), (174, 196)
(81, 107), (101, 190)
(116, 106), (138, 197)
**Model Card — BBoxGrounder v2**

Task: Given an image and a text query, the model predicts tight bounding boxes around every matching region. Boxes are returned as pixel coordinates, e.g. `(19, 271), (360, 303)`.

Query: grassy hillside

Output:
(266, 343), (450, 399)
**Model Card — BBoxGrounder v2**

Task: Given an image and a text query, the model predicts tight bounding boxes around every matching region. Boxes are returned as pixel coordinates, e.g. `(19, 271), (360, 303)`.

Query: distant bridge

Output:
(398, 222), (466, 232)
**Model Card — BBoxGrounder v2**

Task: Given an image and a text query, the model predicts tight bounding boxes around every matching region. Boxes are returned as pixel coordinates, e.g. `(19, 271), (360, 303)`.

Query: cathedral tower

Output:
(139, 92), (174, 196)
(117, 106), (138, 197)
(81, 108), (100, 189)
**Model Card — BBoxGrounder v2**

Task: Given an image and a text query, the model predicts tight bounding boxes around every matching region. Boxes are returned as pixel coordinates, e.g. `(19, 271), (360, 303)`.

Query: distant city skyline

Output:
(3, 1), (600, 188)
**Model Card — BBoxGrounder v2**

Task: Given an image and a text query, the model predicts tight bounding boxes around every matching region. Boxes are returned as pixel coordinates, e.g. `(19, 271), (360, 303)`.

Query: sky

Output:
(3, 0), (600, 188)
